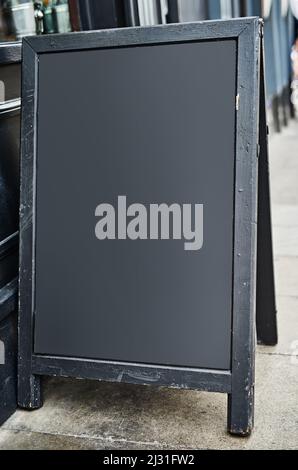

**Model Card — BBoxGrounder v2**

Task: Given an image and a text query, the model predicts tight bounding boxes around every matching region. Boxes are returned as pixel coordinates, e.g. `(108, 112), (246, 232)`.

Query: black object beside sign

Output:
(0, 42), (21, 426)
(18, 19), (277, 436)
(0, 279), (18, 426)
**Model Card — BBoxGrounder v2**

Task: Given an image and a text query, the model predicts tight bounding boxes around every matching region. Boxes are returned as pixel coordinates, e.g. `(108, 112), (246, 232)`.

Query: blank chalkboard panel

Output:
(33, 40), (236, 370)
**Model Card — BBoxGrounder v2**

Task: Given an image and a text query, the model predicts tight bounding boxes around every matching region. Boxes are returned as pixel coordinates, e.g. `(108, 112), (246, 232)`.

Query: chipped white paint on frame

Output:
(0, 340), (5, 365)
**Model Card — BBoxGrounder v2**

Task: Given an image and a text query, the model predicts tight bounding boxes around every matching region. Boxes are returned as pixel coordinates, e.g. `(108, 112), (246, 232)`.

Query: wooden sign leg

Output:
(256, 48), (278, 346)
(228, 33), (277, 436)
(18, 295), (42, 410)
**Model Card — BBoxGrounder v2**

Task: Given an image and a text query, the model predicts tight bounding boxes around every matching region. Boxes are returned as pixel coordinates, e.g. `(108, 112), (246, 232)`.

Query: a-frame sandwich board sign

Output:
(18, 18), (277, 436)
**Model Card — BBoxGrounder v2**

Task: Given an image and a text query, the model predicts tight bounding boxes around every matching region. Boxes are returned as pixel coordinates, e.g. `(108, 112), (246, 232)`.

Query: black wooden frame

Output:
(256, 41), (278, 347)
(18, 18), (261, 436)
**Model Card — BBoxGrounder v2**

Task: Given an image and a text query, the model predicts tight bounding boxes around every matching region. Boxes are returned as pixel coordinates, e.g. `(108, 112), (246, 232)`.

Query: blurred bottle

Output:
(42, 0), (55, 33)
(52, 0), (70, 33)
(1, 0), (36, 40)
(34, 1), (43, 34)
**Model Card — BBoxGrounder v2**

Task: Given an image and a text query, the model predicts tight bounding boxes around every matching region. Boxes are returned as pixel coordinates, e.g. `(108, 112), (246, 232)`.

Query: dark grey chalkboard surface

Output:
(19, 19), (277, 436)
(34, 40), (236, 369)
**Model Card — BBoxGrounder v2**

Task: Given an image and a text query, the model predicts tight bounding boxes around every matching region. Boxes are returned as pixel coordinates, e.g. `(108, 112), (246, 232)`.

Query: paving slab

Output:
(274, 257), (298, 297)
(0, 429), (169, 450)
(258, 295), (298, 357)
(269, 121), (298, 205)
(1, 354), (298, 450)
(272, 204), (298, 228)
(273, 226), (298, 257)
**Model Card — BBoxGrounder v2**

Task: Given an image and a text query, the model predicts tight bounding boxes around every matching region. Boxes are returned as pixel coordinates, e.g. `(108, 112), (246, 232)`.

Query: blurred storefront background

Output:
(0, 0), (298, 129)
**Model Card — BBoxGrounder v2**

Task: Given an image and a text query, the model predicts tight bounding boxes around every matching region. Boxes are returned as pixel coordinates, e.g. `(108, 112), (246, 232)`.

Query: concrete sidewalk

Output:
(1, 120), (298, 450)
